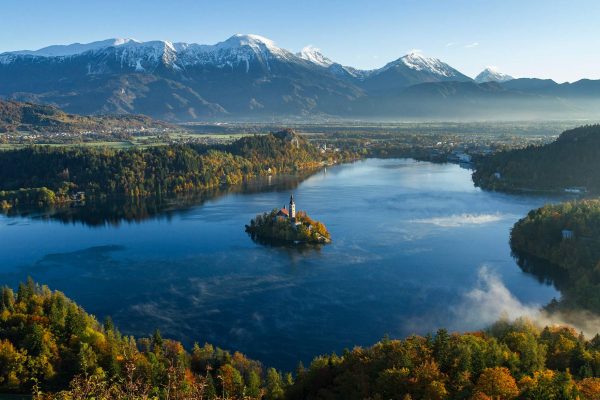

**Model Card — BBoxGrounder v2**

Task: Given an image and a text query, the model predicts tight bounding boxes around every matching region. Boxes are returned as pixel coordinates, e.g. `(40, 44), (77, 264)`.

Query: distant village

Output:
(310, 131), (554, 168)
(0, 126), (176, 145)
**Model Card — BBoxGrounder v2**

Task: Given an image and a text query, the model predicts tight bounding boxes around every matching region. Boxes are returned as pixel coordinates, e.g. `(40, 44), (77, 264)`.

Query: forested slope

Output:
(511, 200), (600, 313)
(0, 100), (171, 133)
(0, 129), (355, 208)
(473, 125), (600, 193)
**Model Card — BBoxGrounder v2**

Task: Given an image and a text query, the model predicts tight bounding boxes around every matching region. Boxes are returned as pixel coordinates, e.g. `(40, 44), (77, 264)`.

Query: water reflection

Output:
(512, 251), (567, 288)
(1, 173), (312, 227)
(247, 233), (325, 255)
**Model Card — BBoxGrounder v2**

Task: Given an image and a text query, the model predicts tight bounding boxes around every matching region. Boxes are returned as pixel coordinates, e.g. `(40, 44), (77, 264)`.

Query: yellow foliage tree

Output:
(474, 367), (519, 400)
(576, 377), (600, 400)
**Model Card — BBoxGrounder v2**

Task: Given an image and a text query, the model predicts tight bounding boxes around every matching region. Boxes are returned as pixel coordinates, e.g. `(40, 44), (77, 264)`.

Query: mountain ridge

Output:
(0, 35), (472, 79)
(2, 34), (600, 121)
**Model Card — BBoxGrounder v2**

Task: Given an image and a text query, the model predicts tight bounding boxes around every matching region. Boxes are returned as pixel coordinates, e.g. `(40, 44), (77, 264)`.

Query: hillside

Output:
(473, 125), (600, 193)
(0, 129), (357, 209)
(0, 278), (272, 398)
(511, 200), (600, 313)
(0, 100), (172, 133)
(1, 279), (600, 399)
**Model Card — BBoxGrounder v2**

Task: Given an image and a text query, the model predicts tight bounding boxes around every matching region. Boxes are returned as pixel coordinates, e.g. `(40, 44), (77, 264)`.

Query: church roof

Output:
(277, 208), (289, 217)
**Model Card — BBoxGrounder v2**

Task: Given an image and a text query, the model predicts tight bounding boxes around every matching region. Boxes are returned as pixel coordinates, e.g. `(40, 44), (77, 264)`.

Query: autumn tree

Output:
(473, 367), (519, 400)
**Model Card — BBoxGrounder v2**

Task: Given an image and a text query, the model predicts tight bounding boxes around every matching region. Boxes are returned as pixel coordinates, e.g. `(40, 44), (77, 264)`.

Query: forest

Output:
(510, 199), (600, 314)
(472, 125), (600, 193)
(1, 279), (600, 399)
(0, 129), (357, 209)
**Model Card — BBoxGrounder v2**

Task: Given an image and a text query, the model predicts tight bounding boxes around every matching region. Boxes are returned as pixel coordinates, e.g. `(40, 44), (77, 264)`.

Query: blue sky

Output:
(3, 0), (599, 82)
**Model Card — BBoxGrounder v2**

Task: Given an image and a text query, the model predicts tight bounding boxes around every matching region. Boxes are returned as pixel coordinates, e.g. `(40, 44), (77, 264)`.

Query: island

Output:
(245, 194), (331, 244)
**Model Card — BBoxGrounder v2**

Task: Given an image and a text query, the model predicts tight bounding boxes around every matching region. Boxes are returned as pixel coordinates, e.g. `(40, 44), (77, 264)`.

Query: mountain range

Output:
(1, 34), (599, 121)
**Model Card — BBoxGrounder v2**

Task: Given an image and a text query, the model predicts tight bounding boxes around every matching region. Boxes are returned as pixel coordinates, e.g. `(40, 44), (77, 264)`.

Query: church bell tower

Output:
(289, 193), (296, 222)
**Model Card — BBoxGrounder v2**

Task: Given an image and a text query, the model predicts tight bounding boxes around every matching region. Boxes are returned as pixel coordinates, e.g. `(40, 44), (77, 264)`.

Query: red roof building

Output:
(276, 207), (290, 218)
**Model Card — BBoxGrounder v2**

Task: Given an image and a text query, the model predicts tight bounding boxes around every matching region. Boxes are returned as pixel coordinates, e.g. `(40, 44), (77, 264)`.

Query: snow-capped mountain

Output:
(475, 67), (514, 83)
(0, 37), (180, 75)
(0, 37), (468, 81)
(295, 47), (375, 81)
(176, 34), (297, 72)
(362, 52), (472, 92)
(0, 34), (367, 119)
(0, 34), (298, 74)
(1, 34), (597, 120)
(382, 52), (464, 78)
(296, 46), (333, 68)
(7, 38), (138, 57)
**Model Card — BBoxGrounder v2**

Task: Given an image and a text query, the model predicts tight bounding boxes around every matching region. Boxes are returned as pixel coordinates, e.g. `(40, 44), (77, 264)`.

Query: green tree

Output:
(246, 370), (262, 399)
(265, 368), (285, 400)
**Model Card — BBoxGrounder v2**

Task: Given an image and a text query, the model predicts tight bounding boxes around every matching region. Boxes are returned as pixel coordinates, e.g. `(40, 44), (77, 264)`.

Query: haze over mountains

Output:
(1, 34), (599, 121)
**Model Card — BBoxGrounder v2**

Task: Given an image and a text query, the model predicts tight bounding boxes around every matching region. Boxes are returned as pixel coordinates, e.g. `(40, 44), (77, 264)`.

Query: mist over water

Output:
(0, 159), (565, 369)
(450, 266), (600, 337)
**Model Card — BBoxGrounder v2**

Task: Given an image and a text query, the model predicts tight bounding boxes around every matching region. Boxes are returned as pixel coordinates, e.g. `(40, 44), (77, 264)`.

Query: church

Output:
(276, 194), (298, 225)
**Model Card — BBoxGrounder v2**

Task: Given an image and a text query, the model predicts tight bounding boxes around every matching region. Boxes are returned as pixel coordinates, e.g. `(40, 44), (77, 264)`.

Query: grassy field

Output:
(0, 131), (262, 150)
(0, 141), (134, 150)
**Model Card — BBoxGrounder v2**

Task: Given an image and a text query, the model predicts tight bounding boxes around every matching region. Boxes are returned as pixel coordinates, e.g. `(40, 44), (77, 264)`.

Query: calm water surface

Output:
(0, 159), (560, 370)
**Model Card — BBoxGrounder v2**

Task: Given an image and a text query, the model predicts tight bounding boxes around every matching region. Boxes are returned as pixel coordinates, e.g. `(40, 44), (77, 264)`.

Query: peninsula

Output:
(245, 194), (331, 244)
(510, 199), (600, 313)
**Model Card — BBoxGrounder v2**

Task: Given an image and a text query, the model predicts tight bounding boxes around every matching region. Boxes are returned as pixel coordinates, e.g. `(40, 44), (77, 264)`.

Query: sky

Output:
(2, 0), (599, 82)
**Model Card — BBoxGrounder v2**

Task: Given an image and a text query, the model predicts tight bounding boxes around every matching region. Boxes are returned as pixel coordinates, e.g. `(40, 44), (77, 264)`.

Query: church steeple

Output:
(289, 193), (296, 221)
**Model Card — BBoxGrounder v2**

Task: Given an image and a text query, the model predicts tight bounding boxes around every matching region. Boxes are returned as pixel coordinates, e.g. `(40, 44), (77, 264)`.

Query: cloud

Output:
(465, 42), (479, 48)
(453, 266), (600, 338)
(411, 213), (506, 228)
(446, 42), (456, 47)
(453, 266), (541, 328)
(408, 48), (423, 54)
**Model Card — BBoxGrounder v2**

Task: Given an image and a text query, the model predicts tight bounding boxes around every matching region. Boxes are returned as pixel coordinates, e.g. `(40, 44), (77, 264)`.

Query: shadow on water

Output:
(0, 172), (316, 227)
(512, 250), (569, 289)
(247, 232), (324, 256)
(510, 250), (600, 317)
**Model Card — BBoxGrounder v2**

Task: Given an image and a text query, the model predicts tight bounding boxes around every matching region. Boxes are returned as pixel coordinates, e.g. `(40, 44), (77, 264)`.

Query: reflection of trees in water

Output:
(512, 250), (570, 309)
(2, 173), (312, 227)
(247, 232), (323, 256)
(512, 250), (569, 288)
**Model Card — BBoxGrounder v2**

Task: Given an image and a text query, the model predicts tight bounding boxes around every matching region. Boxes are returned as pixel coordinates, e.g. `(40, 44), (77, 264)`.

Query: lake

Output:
(0, 158), (560, 370)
